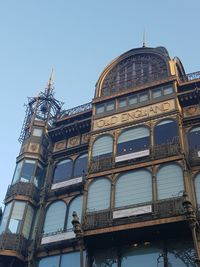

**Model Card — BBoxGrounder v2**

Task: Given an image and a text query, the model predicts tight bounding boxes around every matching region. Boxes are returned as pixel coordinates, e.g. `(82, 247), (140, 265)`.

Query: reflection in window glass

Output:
(119, 98), (127, 108)
(121, 247), (160, 267)
(38, 255), (60, 267)
(188, 127), (200, 150)
(8, 202), (26, 234)
(74, 154), (88, 178)
(163, 86), (173, 95)
(139, 92), (149, 102)
(32, 128), (43, 137)
(93, 248), (118, 267)
(152, 88), (162, 98)
(22, 205), (34, 239)
(34, 165), (44, 188)
(20, 160), (36, 182)
(0, 203), (12, 234)
(53, 159), (73, 184)
(154, 120), (178, 145)
(12, 161), (23, 184)
(129, 95), (138, 105)
(96, 104), (104, 114)
(106, 101), (115, 111)
(195, 173), (200, 206)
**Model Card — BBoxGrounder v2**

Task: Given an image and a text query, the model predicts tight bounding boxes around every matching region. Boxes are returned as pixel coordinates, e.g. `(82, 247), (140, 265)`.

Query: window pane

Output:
(8, 201), (26, 234)
(74, 154), (88, 178)
(34, 165), (44, 188)
(0, 202), (12, 233)
(152, 88), (162, 98)
(157, 164), (184, 200)
(43, 201), (66, 235)
(22, 205), (34, 239)
(119, 98), (127, 108)
(93, 248), (118, 267)
(129, 95), (138, 105)
(188, 127), (200, 150)
(61, 251), (81, 267)
(21, 159), (36, 182)
(96, 104), (104, 114)
(163, 86), (173, 95)
(121, 247), (160, 267)
(53, 159), (73, 184)
(106, 101), (115, 111)
(87, 179), (111, 212)
(32, 128), (43, 137)
(195, 174), (200, 207)
(115, 170), (152, 208)
(139, 92), (149, 102)
(12, 161), (23, 184)
(66, 196), (83, 230)
(154, 120), (178, 145)
(38, 255), (60, 267)
(92, 135), (113, 158)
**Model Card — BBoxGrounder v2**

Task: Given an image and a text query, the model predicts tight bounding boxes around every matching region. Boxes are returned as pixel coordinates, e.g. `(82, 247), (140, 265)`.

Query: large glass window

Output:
(92, 248), (118, 267)
(74, 154), (88, 178)
(115, 170), (152, 208)
(195, 173), (200, 207)
(92, 135), (113, 159)
(157, 164), (184, 200)
(0, 202), (12, 234)
(8, 201), (26, 234)
(43, 201), (66, 235)
(53, 159), (73, 184)
(117, 127), (150, 157)
(154, 120), (178, 145)
(87, 178), (111, 212)
(188, 126), (200, 151)
(66, 196), (83, 230)
(38, 255), (60, 267)
(22, 205), (34, 239)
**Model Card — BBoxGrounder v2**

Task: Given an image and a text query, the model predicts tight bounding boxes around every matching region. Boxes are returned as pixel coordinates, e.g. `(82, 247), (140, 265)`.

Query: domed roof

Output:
(95, 46), (176, 98)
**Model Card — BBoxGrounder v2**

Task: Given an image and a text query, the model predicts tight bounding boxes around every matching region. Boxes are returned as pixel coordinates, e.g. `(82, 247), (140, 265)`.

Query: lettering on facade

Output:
(93, 100), (175, 130)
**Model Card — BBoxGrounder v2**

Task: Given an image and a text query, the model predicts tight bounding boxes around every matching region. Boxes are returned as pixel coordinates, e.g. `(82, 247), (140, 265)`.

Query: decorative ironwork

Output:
(0, 233), (28, 256)
(89, 155), (114, 173)
(5, 182), (40, 203)
(101, 53), (169, 97)
(152, 141), (181, 160)
(60, 102), (92, 118)
(179, 71), (200, 83)
(84, 210), (112, 230)
(189, 150), (200, 167)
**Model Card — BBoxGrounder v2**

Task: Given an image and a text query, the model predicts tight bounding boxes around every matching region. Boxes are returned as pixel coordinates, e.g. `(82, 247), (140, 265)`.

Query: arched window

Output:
(74, 154), (88, 178)
(53, 159), (73, 184)
(43, 201), (66, 235)
(157, 164), (184, 200)
(195, 173), (200, 207)
(87, 178), (111, 212)
(92, 135), (113, 159)
(154, 120), (178, 145)
(66, 196), (83, 230)
(188, 126), (200, 151)
(115, 170), (152, 208)
(116, 127), (150, 161)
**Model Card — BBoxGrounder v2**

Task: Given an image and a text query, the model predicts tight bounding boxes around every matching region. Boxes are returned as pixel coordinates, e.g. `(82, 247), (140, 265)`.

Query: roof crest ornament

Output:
(143, 30), (147, 48)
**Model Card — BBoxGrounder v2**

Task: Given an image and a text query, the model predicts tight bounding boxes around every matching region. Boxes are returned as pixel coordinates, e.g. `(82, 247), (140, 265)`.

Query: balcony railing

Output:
(0, 233), (28, 256)
(5, 182), (40, 203)
(179, 71), (200, 83)
(83, 197), (184, 230)
(89, 155), (114, 173)
(188, 149), (200, 167)
(152, 142), (181, 160)
(60, 102), (92, 118)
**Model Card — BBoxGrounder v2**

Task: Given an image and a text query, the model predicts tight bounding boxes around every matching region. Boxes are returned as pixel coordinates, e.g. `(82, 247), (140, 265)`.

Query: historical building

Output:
(0, 45), (200, 267)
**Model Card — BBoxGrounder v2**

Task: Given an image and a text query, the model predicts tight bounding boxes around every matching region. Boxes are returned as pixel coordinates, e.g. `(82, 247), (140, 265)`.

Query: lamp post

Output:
(182, 192), (200, 266)
(72, 211), (84, 267)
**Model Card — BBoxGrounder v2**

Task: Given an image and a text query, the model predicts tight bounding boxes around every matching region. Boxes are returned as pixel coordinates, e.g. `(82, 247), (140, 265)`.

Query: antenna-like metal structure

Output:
(18, 71), (63, 143)
(143, 30), (147, 48)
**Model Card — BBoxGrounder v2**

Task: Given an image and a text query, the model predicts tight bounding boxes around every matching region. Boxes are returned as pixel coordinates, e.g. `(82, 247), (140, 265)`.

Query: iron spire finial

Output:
(143, 30), (147, 48)
(47, 68), (54, 93)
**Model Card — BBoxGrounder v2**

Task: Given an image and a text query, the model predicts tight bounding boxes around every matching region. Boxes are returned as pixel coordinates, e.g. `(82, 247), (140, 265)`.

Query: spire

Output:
(47, 68), (54, 93)
(142, 30), (147, 48)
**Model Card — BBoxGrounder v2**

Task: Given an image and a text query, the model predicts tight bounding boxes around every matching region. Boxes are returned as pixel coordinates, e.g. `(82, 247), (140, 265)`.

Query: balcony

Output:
(0, 233), (28, 257)
(83, 197), (184, 231)
(152, 142), (181, 160)
(188, 149), (200, 167)
(89, 155), (114, 173)
(5, 182), (40, 203)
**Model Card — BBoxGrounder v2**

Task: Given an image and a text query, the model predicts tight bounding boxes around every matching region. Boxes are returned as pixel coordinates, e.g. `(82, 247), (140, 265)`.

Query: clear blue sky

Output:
(0, 0), (200, 206)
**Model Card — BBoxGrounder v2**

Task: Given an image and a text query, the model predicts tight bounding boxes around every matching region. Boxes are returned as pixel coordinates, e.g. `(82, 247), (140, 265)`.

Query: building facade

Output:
(0, 45), (200, 267)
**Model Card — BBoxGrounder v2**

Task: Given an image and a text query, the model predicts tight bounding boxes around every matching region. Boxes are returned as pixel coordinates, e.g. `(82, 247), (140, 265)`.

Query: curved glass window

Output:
(154, 120), (178, 145)
(8, 201), (26, 234)
(43, 201), (66, 235)
(53, 159), (73, 184)
(87, 178), (111, 212)
(22, 205), (34, 239)
(157, 164), (184, 200)
(92, 135), (113, 159)
(0, 202), (12, 234)
(188, 126), (200, 150)
(74, 154), (88, 178)
(195, 173), (200, 207)
(115, 170), (152, 208)
(66, 196), (83, 230)
(117, 127), (150, 157)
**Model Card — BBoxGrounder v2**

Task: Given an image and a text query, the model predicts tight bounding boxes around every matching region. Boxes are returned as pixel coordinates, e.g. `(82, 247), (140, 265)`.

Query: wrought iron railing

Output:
(179, 71), (200, 83)
(188, 149), (200, 167)
(5, 182), (40, 203)
(152, 142), (181, 160)
(60, 102), (92, 118)
(0, 233), (28, 256)
(83, 197), (184, 230)
(89, 155), (114, 173)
